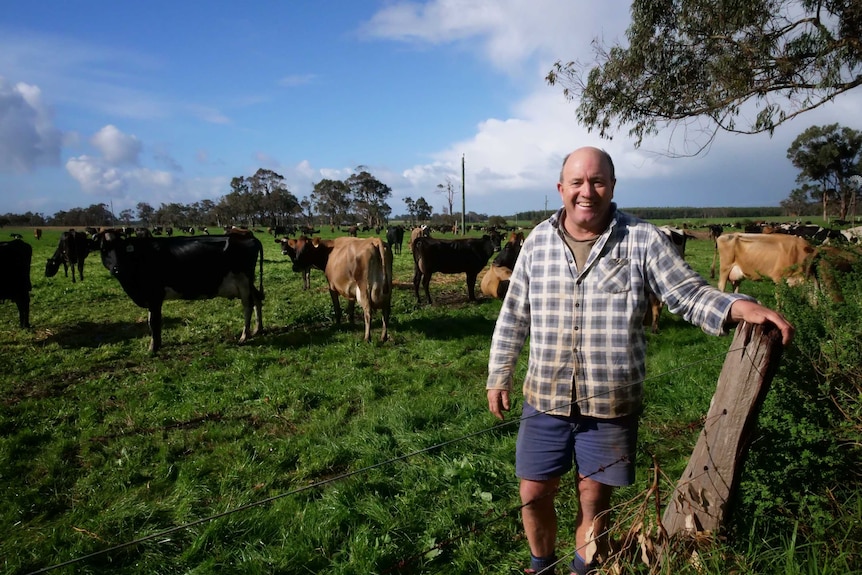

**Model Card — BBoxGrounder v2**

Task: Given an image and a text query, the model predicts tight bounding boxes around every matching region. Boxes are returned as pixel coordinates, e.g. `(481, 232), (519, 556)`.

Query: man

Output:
(486, 146), (793, 575)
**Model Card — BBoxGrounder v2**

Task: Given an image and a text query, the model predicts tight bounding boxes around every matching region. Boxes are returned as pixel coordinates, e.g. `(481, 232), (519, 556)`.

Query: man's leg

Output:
(520, 477), (561, 558)
(573, 475), (613, 573)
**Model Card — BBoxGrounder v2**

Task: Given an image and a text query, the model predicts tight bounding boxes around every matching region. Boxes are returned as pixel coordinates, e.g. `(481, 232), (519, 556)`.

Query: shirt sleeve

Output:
(486, 240), (532, 391)
(644, 227), (755, 336)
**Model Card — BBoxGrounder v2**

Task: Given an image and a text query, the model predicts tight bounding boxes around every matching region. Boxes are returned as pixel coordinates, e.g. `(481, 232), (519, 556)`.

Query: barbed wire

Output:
(24, 343), (754, 574)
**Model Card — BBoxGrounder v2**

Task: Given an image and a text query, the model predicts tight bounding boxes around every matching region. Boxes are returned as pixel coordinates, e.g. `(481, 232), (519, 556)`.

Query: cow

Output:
(386, 225), (405, 255)
(34, 228), (42, 241)
(716, 233), (815, 293)
(95, 230), (265, 353)
(480, 232), (525, 300)
(291, 236), (393, 342)
(0, 239), (32, 328)
(707, 225), (723, 278)
(408, 225), (430, 252)
(45, 230), (91, 283)
(412, 235), (497, 304)
(841, 225), (862, 243)
(644, 226), (688, 333)
(276, 236), (316, 290)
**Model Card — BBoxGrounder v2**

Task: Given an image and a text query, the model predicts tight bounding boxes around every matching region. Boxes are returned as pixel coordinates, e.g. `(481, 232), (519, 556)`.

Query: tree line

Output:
(3, 124), (860, 230)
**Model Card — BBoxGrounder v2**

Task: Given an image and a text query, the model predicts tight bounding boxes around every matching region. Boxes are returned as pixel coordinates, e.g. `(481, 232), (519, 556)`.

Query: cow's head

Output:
(44, 256), (61, 277)
(494, 238), (522, 269)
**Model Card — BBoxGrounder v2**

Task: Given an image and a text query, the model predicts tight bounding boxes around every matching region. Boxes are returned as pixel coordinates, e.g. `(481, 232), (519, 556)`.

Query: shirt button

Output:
(574, 326), (579, 331)
(575, 302), (580, 308)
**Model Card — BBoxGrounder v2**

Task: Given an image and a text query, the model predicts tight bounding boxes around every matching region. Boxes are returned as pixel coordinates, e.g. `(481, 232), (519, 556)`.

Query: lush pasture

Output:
(0, 225), (857, 574)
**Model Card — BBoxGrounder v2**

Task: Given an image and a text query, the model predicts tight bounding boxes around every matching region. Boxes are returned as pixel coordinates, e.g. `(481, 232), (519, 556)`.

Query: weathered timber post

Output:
(661, 321), (784, 537)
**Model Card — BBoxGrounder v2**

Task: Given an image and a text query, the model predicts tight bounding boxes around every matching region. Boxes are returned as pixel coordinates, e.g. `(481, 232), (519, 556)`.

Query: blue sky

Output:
(1, 1), (859, 219)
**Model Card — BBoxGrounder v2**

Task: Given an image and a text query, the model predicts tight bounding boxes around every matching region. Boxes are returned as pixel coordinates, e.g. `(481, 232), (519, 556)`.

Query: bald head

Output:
(559, 147), (615, 183)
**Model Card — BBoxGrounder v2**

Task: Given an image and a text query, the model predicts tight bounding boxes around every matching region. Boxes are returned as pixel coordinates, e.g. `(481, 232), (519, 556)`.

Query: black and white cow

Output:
(95, 230), (265, 353)
(0, 239), (32, 328)
(45, 230), (92, 283)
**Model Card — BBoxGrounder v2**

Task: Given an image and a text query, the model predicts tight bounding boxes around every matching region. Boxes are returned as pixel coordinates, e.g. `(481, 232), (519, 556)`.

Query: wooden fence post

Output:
(661, 321), (784, 537)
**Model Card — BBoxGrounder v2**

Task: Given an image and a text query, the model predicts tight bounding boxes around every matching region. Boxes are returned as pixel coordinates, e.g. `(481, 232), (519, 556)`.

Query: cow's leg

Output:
(78, 262), (84, 281)
(380, 300), (390, 342)
(346, 299), (357, 324)
(16, 295), (30, 328)
(362, 304), (372, 342)
(466, 272), (480, 301)
(329, 290), (343, 324)
(147, 305), (163, 353)
(412, 265), (423, 304)
(422, 273), (433, 304)
(252, 289), (263, 336)
(303, 270), (310, 290)
(63, 261), (69, 278)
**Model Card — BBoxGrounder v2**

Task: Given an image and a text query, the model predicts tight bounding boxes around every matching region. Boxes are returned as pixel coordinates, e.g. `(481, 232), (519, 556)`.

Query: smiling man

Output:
(486, 146), (794, 575)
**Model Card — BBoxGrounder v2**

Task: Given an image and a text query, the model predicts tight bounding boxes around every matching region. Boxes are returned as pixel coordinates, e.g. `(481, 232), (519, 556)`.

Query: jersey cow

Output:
(644, 226), (688, 333)
(412, 235), (496, 304)
(45, 230), (92, 283)
(276, 237), (317, 290)
(480, 232), (524, 300)
(96, 230), (264, 353)
(291, 236), (393, 342)
(0, 239), (32, 328)
(716, 233), (814, 293)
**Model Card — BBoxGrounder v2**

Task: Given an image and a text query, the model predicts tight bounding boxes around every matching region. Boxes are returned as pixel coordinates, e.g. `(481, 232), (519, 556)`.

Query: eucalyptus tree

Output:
(787, 124), (862, 220)
(345, 168), (392, 229)
(136, 202), (155, 226)
(310, 178), (351, 228)
(547, 0), (862, 154)
(414, 196), (433, 224)
(250, 168), (300, 227)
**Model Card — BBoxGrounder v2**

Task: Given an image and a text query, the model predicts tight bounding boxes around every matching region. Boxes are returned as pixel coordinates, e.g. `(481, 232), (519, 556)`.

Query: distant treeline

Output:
(618, 206), (783, 220)
(507, 206), (784, 225)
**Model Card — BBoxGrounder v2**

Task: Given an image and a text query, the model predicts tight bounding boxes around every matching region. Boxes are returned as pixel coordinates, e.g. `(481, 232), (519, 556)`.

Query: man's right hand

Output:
(487, 389), (511, 420)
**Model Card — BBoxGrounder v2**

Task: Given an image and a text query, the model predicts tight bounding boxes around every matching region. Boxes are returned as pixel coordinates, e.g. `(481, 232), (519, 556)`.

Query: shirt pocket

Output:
(595, 257), (631, 293)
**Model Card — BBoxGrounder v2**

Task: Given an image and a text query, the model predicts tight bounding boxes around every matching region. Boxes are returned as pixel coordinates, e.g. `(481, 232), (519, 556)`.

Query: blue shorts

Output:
(515, 403), (638, 487)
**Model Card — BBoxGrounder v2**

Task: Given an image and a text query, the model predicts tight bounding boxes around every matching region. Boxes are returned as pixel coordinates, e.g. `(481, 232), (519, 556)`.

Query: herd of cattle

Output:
(1, 220), (860, 351)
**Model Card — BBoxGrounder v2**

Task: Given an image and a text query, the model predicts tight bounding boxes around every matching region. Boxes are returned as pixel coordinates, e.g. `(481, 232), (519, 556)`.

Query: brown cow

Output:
(644, 226), (688, 333)
(716, 233), (814, 292)
(408, 225), (430, 251)
(292, 236), (393, 342)
(276, 237), (313, 289)
(480, 265), (513, 299)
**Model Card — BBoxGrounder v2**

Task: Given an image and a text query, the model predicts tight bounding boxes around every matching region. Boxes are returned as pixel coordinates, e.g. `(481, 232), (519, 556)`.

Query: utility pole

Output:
(461, 154), (466, 235)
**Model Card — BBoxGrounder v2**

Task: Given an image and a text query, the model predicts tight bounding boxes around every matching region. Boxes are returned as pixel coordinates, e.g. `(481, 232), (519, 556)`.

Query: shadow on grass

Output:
(43, 318), (180, 349)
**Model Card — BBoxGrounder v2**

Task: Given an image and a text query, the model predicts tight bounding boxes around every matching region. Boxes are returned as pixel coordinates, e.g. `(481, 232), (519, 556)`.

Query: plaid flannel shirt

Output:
(486, 206), (751, 418)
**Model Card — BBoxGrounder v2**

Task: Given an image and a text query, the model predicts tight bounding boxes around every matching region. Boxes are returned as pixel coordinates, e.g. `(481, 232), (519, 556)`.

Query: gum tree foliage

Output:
(414, 197), (433, 223)
(219, 169), (298, 227)
(310, 178), (351, 228)
(786, 124), (862, 220)
(136, 202), (155, 226)
(547, 0), (862, 154)
(345, 167), (392, 229)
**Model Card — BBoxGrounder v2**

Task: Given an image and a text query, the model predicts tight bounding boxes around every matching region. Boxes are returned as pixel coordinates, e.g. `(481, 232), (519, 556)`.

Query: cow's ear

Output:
(288, 239), (296, 247)
(312, 238), (320, 247)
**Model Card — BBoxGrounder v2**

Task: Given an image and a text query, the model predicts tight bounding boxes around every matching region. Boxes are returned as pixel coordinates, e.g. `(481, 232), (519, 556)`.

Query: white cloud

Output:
(279, 74), (316, 87)
(362, 0), (625, 72)
(0, 76), (62, 173)
(90, 125), (142, 166)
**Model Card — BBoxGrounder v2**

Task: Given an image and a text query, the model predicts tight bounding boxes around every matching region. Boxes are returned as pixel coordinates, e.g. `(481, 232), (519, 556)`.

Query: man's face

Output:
(556, 148), (615, 236)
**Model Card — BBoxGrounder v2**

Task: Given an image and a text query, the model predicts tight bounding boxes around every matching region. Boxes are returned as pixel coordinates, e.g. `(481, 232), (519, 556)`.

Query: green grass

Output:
(1, 226), (858, 574)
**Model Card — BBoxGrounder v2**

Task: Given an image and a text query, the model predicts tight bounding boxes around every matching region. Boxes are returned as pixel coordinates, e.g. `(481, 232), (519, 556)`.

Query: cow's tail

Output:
(257, 239), (265, 301)
(370, 239), (392, 304)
